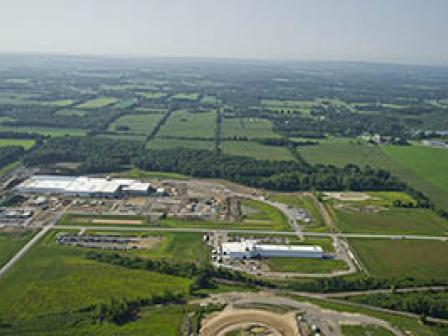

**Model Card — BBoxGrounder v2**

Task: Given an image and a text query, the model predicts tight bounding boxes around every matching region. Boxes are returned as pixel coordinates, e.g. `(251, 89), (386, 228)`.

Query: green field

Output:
(297, 139), (448, 209)
(221, 117), (280, 139)
(201, 95), (220, 105)
(169, 92), (200, 101)
(341, 324), (394, 336)
(349, 238), (448, 280)
(0, 230), (35, 267)
(0, 126), (87, 137)
(49, 99), (76, 107)
(157, 110), (216, 138)
(0, 138), (35, 149)
(76, 97), (118, 109)
(147, 138), (215, 150)
(383, 145), (448, 195)
(221, 141), (294, 161)
(264, 257), (348, 274)
(335, 208), (448, 235)
(0, 230), (193, 335)
(139, 92), (168, 100)
(108, 113), (163, 135)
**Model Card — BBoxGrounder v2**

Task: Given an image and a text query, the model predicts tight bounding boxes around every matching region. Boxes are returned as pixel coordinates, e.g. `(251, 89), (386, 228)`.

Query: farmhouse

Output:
(16, 175), (154, 197)
(222, 240), (323, 260)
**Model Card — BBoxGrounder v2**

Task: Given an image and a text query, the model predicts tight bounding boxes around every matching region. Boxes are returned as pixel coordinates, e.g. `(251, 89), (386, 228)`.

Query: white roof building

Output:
(222, 240), (323, 260)
(16, 175), (153, 197)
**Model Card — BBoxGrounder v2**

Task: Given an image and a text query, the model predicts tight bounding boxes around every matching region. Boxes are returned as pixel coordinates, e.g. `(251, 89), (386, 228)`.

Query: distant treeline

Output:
(24, 136), (406, 192)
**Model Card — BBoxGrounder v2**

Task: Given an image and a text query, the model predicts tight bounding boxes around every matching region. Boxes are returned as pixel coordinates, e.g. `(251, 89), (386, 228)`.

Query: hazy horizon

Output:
(1, 0), (448, 65)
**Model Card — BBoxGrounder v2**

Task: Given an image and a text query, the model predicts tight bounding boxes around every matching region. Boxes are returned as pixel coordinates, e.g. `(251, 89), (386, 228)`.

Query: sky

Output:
(1, 0), (448, 65)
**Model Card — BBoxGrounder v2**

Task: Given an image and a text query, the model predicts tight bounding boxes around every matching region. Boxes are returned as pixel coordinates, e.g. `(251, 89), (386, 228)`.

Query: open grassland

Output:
(158, 110), (216, 138)
(268, 193), (327, 232)
(334, 208), (448, 235)
(322, 191), (417, 208)
(341, 324), (395, 336)
(0, 138), (35, 149)
(221, 117), (280, 139)
(221, 141), (295, 161)
(97, 133), (147, 142)
(201, 95), (221, 105)
(0, 230), (35, 267)
(139, 92), (168, 100)
(0, 230), (192, 335)
(348, 238), (448, 281)
(264, 257), (348, 274)
(76, 97), (118, 109)
(48, 99), (76, 107)
(113, 167), (189, 180)
(147, 138), (215, 150)
(108, 113), (162, 135)
(0, 125), (87, 137)
(383, 145), (448, 195)
(169, 92), (200, 101)
(291, 294), (447, 336)
(297, 138), (382, 167)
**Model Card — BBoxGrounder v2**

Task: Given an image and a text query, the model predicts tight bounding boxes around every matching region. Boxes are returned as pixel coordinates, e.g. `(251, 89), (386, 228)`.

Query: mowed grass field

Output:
(221, 117), (280, 139)
(147, 138), (215, 150)
(334, 208), (448, 235)
(341, 324), (395, 336)
(76, 97), (118, 109)
(108, 113), (163, 135)
(264, 257), (348, 274)
(221, 141), (295, 161)
(0, 230), (35, 267)
(0, 138), (35, 149)
(348, 238), (448, 280)
(158, 110), (216, 138)
(0, 230), (193, 335)
(383, 145), (448, 194)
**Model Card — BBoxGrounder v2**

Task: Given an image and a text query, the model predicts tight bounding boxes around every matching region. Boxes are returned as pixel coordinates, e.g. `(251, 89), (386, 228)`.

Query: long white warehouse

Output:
(16, 175), (154, 197)
(222, 240), (323, 260)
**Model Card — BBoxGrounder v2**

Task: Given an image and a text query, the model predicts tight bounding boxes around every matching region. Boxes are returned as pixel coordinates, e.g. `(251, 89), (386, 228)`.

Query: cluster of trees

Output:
(135, 148), (406, 192)
(86, 251), (201, 278)
(345, 291), (448, 320)
(0, 146), (25, 168)
(23, 136), (143, 173)
(0, 131), (45, 141)
(91, 292), (186, 325)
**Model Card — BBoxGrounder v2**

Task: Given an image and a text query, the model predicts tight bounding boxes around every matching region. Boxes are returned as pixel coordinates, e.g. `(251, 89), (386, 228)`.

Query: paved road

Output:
(0, 225), (50, 278)
(53, 225), (448, 241)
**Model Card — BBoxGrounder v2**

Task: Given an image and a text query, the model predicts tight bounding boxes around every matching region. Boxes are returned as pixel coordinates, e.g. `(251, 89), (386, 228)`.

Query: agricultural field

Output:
(348, 238), (448, 281)
(169, 92), (200, 101)
(147, 138), (215, 150)
(264, 257), (348, 274)
(0, 230), (35, 267)
(48, 99), (76, 107)
(0, 138), (35, 149)
(0, 230), (193, 335)
(221, 141), (295, 161)
(221, 117), (280, 139)
(0, 126), (87, 137)
(383, 145), (448, 195)
(139, 92), (168, 100)
(157, 110), (216, 138)
(334, 208), (448, 235)
(75, 97), (118, 109)
(107, 113), (163, 135)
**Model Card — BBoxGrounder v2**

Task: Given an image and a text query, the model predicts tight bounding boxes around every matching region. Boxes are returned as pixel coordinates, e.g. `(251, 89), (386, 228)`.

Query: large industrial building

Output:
(222, 240), (323, 260)
(16, 175), (154, 197)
